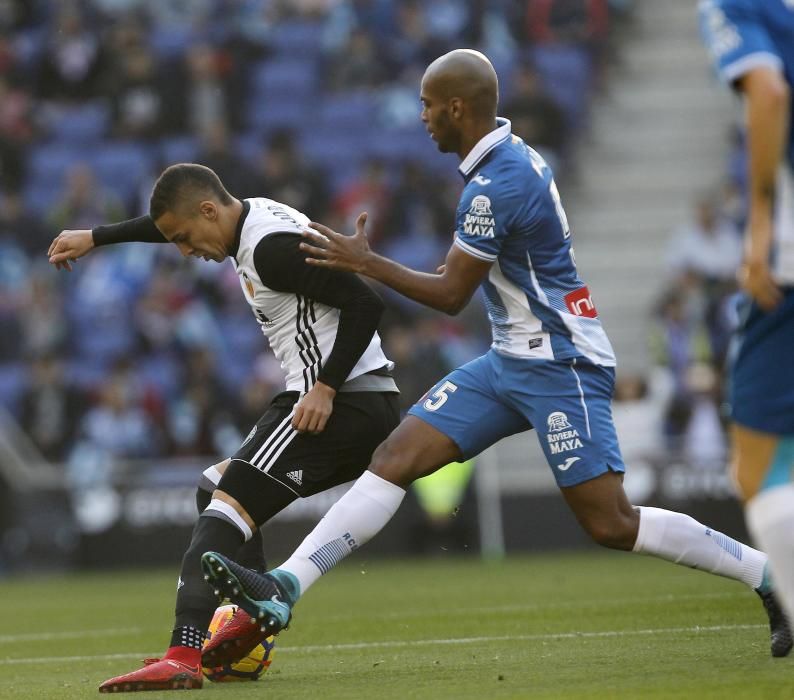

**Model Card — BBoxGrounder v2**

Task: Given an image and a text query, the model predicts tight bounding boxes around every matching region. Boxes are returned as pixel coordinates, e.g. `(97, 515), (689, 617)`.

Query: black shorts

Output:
(232, 390), (400, 498)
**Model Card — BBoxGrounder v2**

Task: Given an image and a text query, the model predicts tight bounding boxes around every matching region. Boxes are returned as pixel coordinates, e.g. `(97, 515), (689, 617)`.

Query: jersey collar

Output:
(230, 199), (251, 261)
(458, 117), (512, 179)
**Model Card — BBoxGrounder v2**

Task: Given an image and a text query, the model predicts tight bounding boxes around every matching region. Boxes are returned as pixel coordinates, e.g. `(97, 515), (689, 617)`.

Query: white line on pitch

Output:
(318, 591), (748, 622)
(0, 628), (141, 644)
(286, 623), (767, 653)
(0, 623), (766, 665)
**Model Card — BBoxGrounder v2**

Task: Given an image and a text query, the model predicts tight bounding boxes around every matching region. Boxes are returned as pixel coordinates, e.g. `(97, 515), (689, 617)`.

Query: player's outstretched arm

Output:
(48, 230), (94, 271)
(48, 215), (167, 272)
(303, 212), (492, 315)
(738, 66), (789, 310)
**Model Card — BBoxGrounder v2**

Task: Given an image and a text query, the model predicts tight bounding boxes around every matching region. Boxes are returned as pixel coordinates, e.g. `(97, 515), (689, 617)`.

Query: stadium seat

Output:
(365, 125), (449, 172)
(138, 354), (182, 400)
(90, 144), (154, 203)
(246, 96), (310, 134)
(233, 131), (266, 168)
(299, 126), (365, 171)
(267, 20), (325, 56)
(24, 143), (92, 211)
(23, 180), (67, 214)
(529, 45), (593, 131)
(48, 102), (111, 144)
(317, 91), (378, 131)
(159, 136), (200, 166)
(249, 58), (318, 99)
(9, 26), (47, 72)
(149, 25), (194, 58)
(0, 362), (27, 414)
(27, 143), (89, 190)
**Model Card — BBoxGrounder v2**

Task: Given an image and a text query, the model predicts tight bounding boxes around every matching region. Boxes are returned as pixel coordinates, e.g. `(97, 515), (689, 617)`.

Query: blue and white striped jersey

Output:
(453, 118), (615, 366)
(699, 0), (794, 283)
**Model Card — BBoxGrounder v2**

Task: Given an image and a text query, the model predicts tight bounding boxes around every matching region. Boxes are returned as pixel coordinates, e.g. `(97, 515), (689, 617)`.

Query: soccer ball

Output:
(202, 604), (276, 682)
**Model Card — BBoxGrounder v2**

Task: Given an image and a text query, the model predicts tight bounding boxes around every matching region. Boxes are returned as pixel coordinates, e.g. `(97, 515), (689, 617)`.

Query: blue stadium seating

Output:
(159, 136), (200, 166)
(25, 143), (88, 210)
(246, 95), (310, 133)
(0, 362), (27, 414)
(48, 102), (110, 144)
(90, 144), (154, 203)
(267, 20), (325, 56)
(317, 91), (379, 131)
(250, 57), (319, 98)
(28, 143), (87, 189)
(530, 45), (593, 130)
(149, 25), (194, 58)
(299, 125), (365, 171)
(233, 131), (266, 168)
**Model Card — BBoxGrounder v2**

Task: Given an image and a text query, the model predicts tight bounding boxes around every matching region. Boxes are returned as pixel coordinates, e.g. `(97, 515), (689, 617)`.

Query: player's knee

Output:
(196, 458), (232, 513)
(215, 458), (296, 527)
(582, 512), (638, 551)
(370, 439), (418, 488)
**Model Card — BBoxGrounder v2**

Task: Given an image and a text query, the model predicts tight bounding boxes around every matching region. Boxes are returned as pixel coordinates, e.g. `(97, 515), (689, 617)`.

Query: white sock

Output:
(745, 484), (794, 620)
(278, 470), (406, 594)
(632, 506), (767, 589)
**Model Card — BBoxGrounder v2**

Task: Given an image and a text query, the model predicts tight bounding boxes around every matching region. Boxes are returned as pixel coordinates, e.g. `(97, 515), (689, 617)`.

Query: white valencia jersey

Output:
(233, 198), (391, 392)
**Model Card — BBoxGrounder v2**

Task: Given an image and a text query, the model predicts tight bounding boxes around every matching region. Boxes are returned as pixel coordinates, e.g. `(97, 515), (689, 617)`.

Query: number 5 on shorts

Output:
(423, 381), (457, 411)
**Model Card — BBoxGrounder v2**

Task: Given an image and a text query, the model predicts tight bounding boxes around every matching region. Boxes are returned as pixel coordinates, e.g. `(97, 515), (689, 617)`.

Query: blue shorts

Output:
(407, 350), (625, 488)
(729, 287), (794, 434)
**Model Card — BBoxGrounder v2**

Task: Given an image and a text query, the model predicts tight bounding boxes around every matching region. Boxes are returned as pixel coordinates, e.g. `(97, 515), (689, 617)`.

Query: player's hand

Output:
(48, 229), (95, 271)
(301, 212), (372, 274)
(740, 255), (782, 311)
(292, 381), (336, 434)
(436, 264), (446, 274)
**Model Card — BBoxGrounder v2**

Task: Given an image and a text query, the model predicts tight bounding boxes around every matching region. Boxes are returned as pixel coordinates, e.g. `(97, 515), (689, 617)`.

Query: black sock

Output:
(169, 624), (206, 650)
(195, 485), (212, 514)
(236, 531), (268, 572)
(196, 485), (267, 572)
(173, 514), (245, 633)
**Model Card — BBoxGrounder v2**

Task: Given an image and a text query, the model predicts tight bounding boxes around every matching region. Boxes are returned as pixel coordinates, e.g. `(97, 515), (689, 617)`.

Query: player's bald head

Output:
(422, 49), (498, 120)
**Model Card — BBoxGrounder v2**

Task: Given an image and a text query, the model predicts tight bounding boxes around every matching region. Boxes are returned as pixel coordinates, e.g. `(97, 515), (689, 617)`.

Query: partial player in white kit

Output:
(48, 163), (400, 691)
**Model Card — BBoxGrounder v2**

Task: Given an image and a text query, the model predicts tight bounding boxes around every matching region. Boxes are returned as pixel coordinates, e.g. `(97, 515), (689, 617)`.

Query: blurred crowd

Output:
(644, 126), (749, 469)
(0, 0), (629, 477)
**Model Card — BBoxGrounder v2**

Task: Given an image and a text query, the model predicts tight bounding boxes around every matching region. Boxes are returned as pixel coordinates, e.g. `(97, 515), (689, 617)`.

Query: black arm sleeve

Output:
(254, 233), (385, 391)
(92, 216), (167, 246)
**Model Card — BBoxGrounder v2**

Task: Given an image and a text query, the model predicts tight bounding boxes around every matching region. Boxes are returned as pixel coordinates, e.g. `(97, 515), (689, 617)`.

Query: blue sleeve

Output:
(699, 0), (783, 84)
(453, 172), (532, 262)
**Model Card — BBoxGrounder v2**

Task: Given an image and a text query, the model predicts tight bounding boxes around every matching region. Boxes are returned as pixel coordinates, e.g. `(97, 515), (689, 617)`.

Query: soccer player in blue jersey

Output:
(699, 0), (794, 627)
(203, 49), (792, 658)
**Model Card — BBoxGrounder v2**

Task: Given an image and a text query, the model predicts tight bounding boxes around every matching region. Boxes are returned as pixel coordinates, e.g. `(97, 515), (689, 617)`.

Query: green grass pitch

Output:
(0, 551), (790, 699)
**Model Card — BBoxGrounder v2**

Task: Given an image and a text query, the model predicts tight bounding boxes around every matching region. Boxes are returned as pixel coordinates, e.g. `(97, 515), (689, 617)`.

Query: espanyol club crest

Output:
(546, 411), (583, 455)
(470, 195), (492, 216)
(547, 411), (572, 432)
(463, 195), (495, 237)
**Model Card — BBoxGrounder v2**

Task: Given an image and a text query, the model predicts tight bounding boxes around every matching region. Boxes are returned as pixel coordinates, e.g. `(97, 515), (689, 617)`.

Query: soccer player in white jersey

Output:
(700, 0), (794, 626)
(202, 49), (793, 661)
(48, 163), (401, 691)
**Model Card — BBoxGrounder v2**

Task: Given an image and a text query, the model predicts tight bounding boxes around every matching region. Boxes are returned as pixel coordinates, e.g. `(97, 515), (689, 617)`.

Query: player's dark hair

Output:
(149, 163), (233, 220)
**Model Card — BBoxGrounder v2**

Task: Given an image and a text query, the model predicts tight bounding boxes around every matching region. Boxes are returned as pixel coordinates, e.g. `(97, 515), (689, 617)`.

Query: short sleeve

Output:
(454, 176), (526, 262)
(699, 0), (783, 84)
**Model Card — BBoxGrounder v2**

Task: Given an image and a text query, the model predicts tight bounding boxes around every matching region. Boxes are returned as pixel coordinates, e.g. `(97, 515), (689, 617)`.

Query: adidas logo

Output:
(285, 470), (303, 486)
